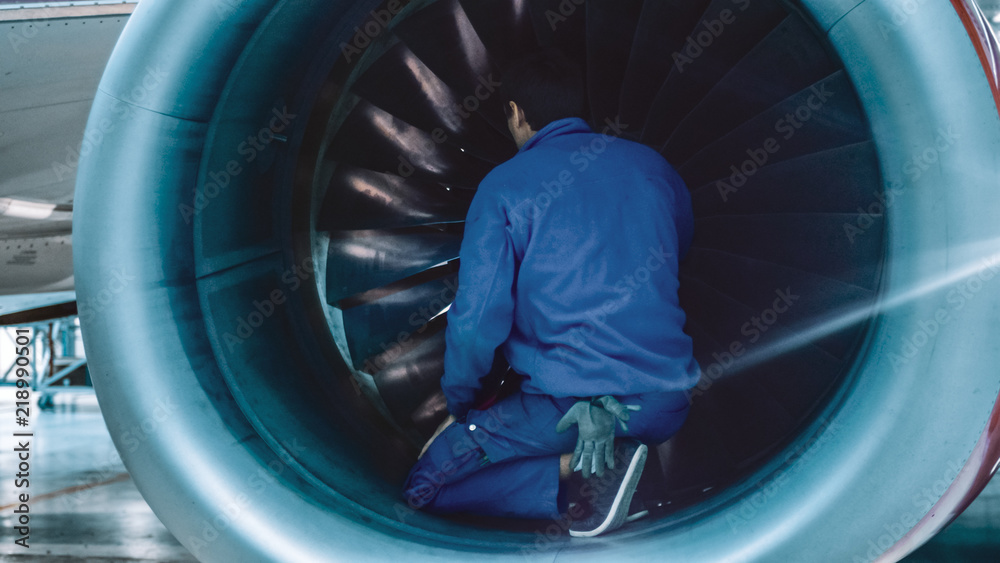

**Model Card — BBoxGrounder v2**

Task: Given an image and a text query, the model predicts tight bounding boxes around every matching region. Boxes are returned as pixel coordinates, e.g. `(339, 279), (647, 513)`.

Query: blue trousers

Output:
(402, 390), (690, 519)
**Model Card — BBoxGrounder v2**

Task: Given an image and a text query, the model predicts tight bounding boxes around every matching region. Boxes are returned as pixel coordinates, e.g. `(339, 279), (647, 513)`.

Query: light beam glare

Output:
(710, 237), (1000, 380)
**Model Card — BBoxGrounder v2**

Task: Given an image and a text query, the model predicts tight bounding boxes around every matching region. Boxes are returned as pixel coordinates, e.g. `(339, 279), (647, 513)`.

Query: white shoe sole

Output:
(569, 443), (647, 538)
(625, 509), (649, 523)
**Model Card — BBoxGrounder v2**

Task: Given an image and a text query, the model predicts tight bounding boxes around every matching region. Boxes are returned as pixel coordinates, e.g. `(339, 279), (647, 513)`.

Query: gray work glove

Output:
(555, 396), (641, 478)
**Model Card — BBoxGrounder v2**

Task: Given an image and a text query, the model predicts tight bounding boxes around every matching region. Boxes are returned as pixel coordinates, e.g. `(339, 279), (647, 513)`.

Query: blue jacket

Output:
(442, 117), (700, 418)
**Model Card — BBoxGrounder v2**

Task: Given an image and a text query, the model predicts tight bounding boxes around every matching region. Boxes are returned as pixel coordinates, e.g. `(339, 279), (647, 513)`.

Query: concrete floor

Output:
(0, 388), (998, 562)
(0, 389), (195, 562)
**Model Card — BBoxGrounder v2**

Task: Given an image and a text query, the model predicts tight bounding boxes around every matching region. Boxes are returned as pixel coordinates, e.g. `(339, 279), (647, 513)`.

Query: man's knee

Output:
(402, 426), (487, 510)
(404, 454), (456, 510)
(404, 466), (449, 511)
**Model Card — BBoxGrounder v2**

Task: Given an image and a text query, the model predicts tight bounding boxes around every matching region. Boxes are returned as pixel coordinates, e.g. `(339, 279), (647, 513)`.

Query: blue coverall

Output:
(403, 117), (701, 518)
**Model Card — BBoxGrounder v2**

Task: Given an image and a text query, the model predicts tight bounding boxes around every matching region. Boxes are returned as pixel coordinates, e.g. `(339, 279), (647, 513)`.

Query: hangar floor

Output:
(0, 389), (998, 562)
(0, 391), (196, 562)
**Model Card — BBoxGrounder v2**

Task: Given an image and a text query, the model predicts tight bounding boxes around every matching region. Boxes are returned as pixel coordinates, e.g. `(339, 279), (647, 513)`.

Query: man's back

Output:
(444, 117), (700, 408)
(416, 54), (698, 537)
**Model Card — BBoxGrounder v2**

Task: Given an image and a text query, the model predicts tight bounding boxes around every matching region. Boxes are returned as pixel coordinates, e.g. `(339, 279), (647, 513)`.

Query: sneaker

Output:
(625, 496), (649, 523)
(568, 439), (647, 538)
(567, 491), (648, 525)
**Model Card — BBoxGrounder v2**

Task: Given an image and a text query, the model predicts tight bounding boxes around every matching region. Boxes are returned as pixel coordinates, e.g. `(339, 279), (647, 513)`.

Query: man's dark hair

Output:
(500, 50), (586, 131)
